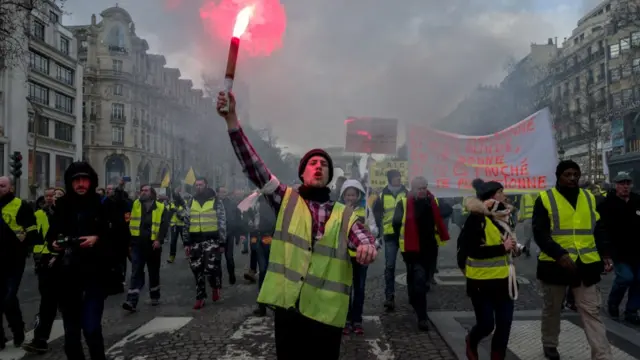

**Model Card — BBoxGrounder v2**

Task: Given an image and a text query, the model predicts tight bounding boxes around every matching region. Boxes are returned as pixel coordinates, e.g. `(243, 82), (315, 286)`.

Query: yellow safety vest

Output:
(518, 193), (536, 221)
(538, 188), (601, 264)
(1, 197), (37, 237)
(129, 200), (165, 241)
(189, 199), (218, 233)
(465, 218), (510, 280)
(33, 209), (53, 255)
(382, 192), (405, 235)
(398, 197), (443, 251)
(169, 203), (185, 226)
(348, 207), (367, 257)
(257, 187), (357, 328)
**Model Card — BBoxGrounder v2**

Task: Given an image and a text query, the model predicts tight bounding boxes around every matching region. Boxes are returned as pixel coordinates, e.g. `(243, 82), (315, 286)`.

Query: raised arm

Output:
(218, 92), (286, 213)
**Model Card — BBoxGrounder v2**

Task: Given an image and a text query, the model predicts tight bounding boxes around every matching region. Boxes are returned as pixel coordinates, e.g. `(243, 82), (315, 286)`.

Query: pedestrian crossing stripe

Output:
(107, 317), (193, 358)
(0, 320), (64, 360)
(220, 315), (395, 359)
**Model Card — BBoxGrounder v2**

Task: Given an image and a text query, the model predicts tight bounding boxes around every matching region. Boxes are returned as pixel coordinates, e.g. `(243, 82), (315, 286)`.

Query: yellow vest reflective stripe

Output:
(348, 207), (367, 257)
(169, 204), (185, 226)
(465, 218), (510, 279)
(538, 188), (601, 264)
(398, 197), (443, 251)
(382, 192), (405, 235)
(33, 209), (52, 254)
(129, 200), (165, 241)
(257, 187), (356, 328)
(189, 199), (218, 233)
(1, 197), (36, 235)
(518, 194), (536, 221)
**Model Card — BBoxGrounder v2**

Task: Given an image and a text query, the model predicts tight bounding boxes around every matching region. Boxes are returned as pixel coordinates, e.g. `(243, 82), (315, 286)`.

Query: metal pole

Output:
(26, 98), (40, 200)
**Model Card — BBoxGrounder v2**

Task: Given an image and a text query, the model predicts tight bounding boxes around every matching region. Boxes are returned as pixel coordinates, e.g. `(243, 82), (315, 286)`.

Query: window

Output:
(31, 20), (45, 41)
(574, 76), (580, 91)
(28, 82), (49, 105)
(28, 151), (50, 189)
(634, 58), (640, 74)
(49, 11), (58, 23)
(28, 51), (49, 73)
(54, 93), (73, 114)
(622, 89), (634, 104)
(610, 44), (620, 59)
(28, 115), (49, 136)
(112, 126), (124, 144)
(575, 98), (581, 112)
(622, 63), (632, 78)
(55, 156), (73, 187)
(56, 64), (73, 85)
(112, 59), (123, 72)
(114, 84), (123, 96)
(610, 66), (621, 82)
(599, 63), (605, 80)
(111, 103), (125, 120)
(611, 92), (622, 107)
(633, 32), (640, 47)
(54, 121), (73, 142)
(621, 38), (630, 52)
(60, 37), (70, 55)
(587, 69), (594, 84)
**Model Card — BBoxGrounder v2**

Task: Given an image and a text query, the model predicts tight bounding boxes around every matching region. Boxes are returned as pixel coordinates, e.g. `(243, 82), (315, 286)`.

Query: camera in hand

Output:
(57, 236), (82, 248)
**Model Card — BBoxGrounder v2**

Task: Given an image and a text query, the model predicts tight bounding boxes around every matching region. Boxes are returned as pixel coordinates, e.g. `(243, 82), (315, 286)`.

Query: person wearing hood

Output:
(45, 162), (112, 360)
(122, 184), (170, 312)
(339, 179), (379, 335)
(392, 176), (450, 331)
(597, 172), (640, 325)
(184, 177), (227, 310)
(218, 92), (377, 360)
(0, 176), (38, 349)
(533, 160), (612, 360)
(457, 179), (520, 360)
(373, 168), (408, 311)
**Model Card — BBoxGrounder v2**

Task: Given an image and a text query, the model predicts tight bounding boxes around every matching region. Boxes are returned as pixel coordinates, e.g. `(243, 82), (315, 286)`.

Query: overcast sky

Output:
(62, 0), (602, 153)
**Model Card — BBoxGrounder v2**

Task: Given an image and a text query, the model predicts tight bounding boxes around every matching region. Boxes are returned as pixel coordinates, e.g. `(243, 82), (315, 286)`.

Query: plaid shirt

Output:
(229, 127), (374, 249)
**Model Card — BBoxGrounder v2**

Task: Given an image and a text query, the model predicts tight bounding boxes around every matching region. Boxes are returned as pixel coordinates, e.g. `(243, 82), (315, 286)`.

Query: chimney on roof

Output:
(548, 38), (553, 45)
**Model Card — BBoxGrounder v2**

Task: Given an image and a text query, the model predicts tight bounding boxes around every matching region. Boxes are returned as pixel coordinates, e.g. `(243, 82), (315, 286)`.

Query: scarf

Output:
(403, 191), (450, 252)
(298, 185), (331, 203)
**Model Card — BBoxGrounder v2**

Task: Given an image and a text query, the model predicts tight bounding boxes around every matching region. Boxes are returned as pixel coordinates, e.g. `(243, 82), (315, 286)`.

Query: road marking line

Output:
(0, 319), (64, 360)
(220, 316), (273, 360)
(362, 315), (395, 360)
(107, 317), (193, 356)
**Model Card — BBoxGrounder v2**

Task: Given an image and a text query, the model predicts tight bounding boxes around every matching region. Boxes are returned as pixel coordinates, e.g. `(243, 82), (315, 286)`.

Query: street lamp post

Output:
(26, 97), (41, 200)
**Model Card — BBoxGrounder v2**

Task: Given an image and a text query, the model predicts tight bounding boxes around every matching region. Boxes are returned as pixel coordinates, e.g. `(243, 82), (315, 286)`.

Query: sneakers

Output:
(383, 296), (395, 312)
(23, 339), (49, 354)
(193, 299), (205, 310)
(342, 325), (351, 335)
(212, 289), (221, 302)
(244, 270), (257, 283)
(352, 323), (364, 335)
(417, 319), (429, 331)
(543, 347), (560, 360)
(122, 301), (137, 312)
(167, 255), (176, 264)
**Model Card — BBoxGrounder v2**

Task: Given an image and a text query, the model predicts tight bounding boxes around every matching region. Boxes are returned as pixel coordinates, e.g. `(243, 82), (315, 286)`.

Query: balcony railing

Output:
(111, 115), (126, 123)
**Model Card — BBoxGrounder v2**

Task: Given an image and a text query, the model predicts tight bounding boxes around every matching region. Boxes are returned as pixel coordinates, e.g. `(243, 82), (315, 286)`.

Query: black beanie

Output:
(555, 160), (581, 178)
(478, 180), (504, 201)
(471, 178), (484, 197)
(386, 169), (401, 182)
(298, 148), (334, 183)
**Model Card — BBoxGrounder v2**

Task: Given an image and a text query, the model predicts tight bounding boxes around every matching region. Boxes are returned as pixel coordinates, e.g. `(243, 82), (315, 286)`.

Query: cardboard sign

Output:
(369, 161), (408, 189)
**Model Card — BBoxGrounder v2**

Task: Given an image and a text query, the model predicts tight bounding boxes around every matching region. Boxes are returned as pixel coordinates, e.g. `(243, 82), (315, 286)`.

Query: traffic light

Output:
(9, 151), (22, 178)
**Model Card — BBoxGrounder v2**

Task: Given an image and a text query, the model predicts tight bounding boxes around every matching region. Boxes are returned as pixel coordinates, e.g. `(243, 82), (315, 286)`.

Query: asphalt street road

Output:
(3, 223), (638, 360)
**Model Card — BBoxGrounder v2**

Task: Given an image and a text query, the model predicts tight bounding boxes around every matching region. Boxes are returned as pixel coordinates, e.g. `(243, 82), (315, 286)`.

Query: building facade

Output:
(70, 6), (223, 190)
(0, 1), (83, 199)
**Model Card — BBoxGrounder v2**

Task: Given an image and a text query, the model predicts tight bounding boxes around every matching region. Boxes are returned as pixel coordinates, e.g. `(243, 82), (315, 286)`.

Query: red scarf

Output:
(403, 192), (451, 252)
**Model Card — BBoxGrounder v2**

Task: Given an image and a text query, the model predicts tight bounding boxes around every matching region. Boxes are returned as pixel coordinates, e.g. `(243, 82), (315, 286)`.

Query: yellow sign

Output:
(369, 161), (408, 189)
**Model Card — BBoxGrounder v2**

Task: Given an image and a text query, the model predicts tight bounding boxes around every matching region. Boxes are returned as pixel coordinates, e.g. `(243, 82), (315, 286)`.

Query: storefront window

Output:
(28, 150), (50, 189)
(55, 155), (73, 187)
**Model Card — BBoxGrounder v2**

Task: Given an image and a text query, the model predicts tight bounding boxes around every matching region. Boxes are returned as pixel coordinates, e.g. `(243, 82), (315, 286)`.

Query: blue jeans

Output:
(469, 294), (514, 355)
(169, 226), (184, 257)
(384, 235), (400, 300)
(608, 262), (640, 314)
(60, 282), (106, 360)
(256, 239), (271, 290)
(347, 258), (368, 325)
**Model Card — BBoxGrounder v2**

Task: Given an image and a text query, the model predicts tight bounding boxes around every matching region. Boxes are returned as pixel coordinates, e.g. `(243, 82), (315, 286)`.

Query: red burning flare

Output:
(200, 0), (286, 57)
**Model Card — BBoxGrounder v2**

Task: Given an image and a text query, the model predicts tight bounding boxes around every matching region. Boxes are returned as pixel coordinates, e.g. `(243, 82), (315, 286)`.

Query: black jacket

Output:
(220, 197), (243, 237)
(104, 185), (132, 254)
(46, 162), (113, 283)
(533, 186), (609, 287)
(597, 190), (640, 264)
(243, 196), (277, 237)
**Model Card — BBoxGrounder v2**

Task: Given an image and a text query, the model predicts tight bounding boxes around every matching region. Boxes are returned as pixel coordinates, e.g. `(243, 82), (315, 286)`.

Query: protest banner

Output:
(345, 117), (398, 155)
(369, 161), (408, 189)
(407, 108), (557, 197)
